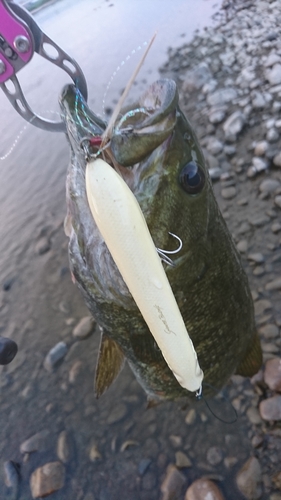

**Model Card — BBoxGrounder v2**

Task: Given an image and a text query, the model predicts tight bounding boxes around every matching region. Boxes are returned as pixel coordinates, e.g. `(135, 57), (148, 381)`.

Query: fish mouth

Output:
(59, 84), (107, 160)
(60, 80), (178, 170)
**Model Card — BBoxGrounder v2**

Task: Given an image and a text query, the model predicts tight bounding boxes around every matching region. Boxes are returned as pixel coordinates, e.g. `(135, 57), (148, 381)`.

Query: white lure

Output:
(85, 158), (204, 392)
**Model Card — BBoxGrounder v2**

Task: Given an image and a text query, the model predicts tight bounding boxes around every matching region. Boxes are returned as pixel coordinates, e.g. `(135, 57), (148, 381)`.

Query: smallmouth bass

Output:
(60, 79), (262, 401)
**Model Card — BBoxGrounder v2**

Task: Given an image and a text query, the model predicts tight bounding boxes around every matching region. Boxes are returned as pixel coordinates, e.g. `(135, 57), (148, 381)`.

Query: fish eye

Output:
(179, 161), (205, 194)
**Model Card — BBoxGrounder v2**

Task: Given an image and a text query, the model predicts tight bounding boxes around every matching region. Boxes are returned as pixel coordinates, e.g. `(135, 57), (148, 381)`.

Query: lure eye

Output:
(179, 161), (205, 194)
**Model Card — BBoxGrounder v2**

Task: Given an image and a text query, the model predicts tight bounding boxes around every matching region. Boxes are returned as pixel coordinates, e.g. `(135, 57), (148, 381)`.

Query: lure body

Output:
(85, 158), (203, 392)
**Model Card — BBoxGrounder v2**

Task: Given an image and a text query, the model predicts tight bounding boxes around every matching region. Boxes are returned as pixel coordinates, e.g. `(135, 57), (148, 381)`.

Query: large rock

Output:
(236, 457), (262, 500)
(185, 479), (225, 500)
(259, 396), (281, 421)
(30, 462), (65, 498)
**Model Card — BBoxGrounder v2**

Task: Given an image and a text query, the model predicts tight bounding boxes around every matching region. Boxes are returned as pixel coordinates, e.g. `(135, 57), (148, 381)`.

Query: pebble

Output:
(221, 187), (237, 199)
(271, 222), (281, 233)
(264, 358), (281, 391)
(266, 64), (281, 85)
(57, 431), (73, 464)
(207, 88), (237, 107)
(252, 91), (266, 109)
(206, 446), (223, 466)
(237, 240), (248, 253)
(259, 324), (279, 339)
(30, 462), (65, 498)
(246, 406), (262, 425)
(35, 236), (51, 255)
(237, 221), (251, 234)
(202, 79), (217, 95)
(264, 53), (281, 68)
(224, 145), (236, 156)
(261, 342), (279, 354)
(224, 456), (238, 468)
(183, 62), (212, 91)
(184, 479), (225, 500)
(89, 444), (102, 461)
(248, 214), (271, 227)
(247, 253), (265, 264)
(259, 395), (281, 420)
(253, 266), (265, 276)
(274, 195), (281, 208)
(253, 157), (269, 173)
(208, 108), (226, 124)
(4, 460), (20, 492)
(43, 342), (68, 372)
(236, 457), (262, 500)
(223, 111), (245, 139)
(272, 472), (281, 490)
(138, 458), (152, 476)
(0, 337), (18, 365)
(72, 316), (95, 339)
(267, 128), (279, 143)
(273, 152), (281, 167)
(185, 408), (196, 425)
(251, 434), (264, 448)
(209, 167), (223, 180)
(120, 440), (139, 452)
(259, 179), (281, 193)
(169, 435), (182, 448)
(160, 465), (185, 500)
(106, 403), (127, 424)
(254, 141), (268, 156)
(254, 299), (272, 316)
(207, 137), (223, 155)
(69, 360), (83, 383)
(265, 277), (281, 290)
(175, 451), (192, 468)
(20, 429), (50, 454)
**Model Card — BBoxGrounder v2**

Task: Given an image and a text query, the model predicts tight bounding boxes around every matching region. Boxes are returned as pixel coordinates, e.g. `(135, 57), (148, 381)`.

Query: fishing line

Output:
(0, 110), (61, 161)
(195, 382), (238, 424)
(101, 40), (150, 118)
(74, 89), (97, 135)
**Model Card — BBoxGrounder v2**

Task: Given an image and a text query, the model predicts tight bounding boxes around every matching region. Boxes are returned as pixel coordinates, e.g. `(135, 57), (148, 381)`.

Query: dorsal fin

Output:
(94, 330), (125, 398)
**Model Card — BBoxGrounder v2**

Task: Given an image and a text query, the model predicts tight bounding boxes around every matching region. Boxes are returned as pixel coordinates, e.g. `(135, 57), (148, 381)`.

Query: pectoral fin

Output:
(94, 331), (125, 398)
(235, 333), (263, 377)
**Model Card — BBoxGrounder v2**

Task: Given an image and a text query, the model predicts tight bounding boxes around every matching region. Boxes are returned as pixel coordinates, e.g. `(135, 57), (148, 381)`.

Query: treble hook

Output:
(156, 232), (183, 267)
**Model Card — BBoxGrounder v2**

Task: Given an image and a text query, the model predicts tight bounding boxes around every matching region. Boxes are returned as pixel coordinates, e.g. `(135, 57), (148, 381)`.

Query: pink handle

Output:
(0, 1), (33, 83)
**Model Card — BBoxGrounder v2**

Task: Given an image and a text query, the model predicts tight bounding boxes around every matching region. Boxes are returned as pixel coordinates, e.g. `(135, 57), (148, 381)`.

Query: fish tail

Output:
(235, 332), (263, 377)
